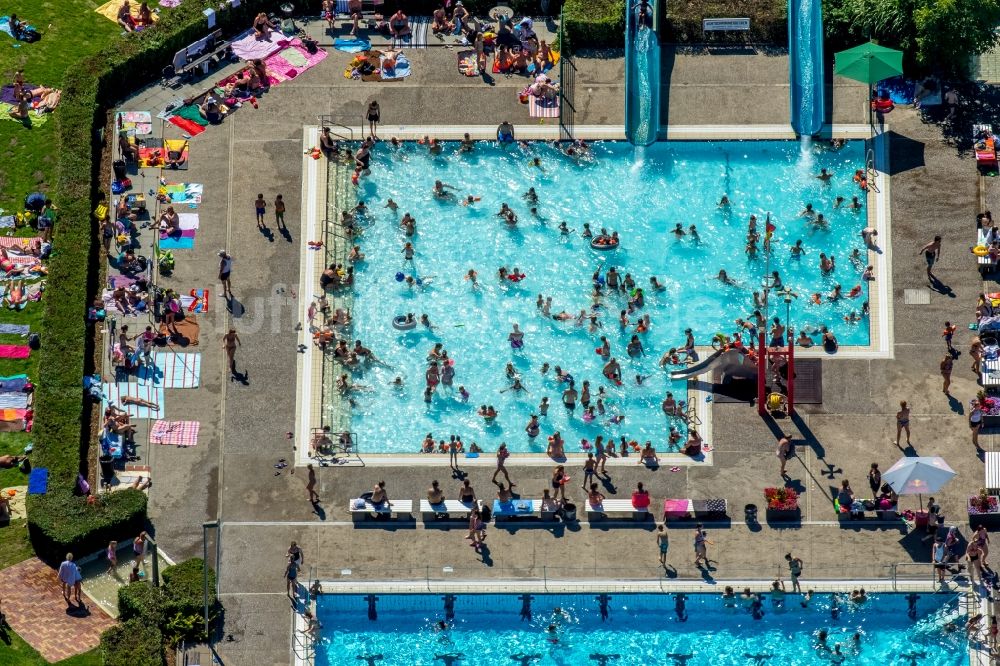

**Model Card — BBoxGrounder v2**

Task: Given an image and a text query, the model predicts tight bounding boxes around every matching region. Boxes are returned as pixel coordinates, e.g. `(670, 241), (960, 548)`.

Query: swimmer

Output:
(672, 223), (686, 237)
(433, 180), (456, 198)
(717, 269), (737, 286)
(849, 248), (864, 270)
(539, 396), (550, 416)
(828, 284), (842, 301)
(819, 253), (835, 272)
(497, 203), (518, 224)
(816, 168), (833, 182)
(523, 187), (538, 204)
(458, 386), (470, 402)
(834, 195), (845, 208)
(502, 377), (527, 393)
(850, 196), (863, 210)
(812, 213), (828, 228)
(862, 264), (875, 281)
(689, 225), (700, 241)
(462, 195), (481, 206)
(402, 241), (415, 261)
(420, 314), (435, 328)
(558, 221), (574, 235)
(348, 245), (365, 262)
(531, 157), (542, 168)
(790, 239), (805, 257)
(796, 330), (813, 348)
(800, 203), (816, 218)
(392, 376), (404, 387)
(649, 276), (665, 291)
(542, 297), (552, 317)
(460, 133), (474, 152)
(465, 268), (478, 285)
(718, 195), (731, 207)
(636, 373), (651, 385)
(844, 311), (862, 324)
(384, 198), (398, 212)
(581, 223), (593, 238)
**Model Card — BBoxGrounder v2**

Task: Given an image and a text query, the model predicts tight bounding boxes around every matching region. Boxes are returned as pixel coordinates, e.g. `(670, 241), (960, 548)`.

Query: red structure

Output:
(757, 329), (795, 417)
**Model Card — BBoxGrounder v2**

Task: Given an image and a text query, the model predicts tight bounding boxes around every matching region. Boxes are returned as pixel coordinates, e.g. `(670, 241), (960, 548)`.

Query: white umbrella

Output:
(882, 456), (956, 496)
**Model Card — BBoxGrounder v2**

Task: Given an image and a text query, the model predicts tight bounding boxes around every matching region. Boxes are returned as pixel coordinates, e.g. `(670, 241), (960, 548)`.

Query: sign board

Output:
(703, 18), (750, 31)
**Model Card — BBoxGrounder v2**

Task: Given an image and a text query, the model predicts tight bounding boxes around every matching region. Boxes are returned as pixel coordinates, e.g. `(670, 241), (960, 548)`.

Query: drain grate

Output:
(903, 289), (931, 305)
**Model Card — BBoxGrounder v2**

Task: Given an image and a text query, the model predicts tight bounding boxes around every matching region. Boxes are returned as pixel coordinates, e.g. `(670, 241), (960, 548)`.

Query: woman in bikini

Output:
(895, 400), (911, 447)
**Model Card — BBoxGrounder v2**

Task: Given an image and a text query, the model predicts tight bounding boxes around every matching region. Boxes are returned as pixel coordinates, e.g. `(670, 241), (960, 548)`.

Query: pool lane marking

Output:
(296, 126), (320, 470)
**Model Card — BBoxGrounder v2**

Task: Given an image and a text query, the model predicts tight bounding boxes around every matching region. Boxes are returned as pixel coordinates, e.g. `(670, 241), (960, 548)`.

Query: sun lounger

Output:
(585, 499), (650, 522)
(663, 498), (729, 521)
(349, 498), (412, 521)
(977, 226), (998, 272)
(983, 356), (1000, 387)
(987, 452), (1000, 492)
(493, 498), (539, 521)
(420, 499), (476, 521)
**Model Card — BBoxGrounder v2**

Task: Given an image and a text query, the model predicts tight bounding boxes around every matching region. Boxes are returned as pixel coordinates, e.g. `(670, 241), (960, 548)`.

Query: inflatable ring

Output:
(591, 236), (619, 250)
(392, 315), (416, 331)
(975, 245), (989, 257)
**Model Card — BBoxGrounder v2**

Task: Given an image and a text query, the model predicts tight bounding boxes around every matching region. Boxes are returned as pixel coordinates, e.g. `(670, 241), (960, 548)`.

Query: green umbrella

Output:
(834, 41), (904, 85)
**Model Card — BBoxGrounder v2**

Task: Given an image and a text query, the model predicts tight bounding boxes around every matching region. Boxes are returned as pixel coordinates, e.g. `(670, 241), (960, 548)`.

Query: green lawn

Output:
(0, 0), (119, 212)
(0, 519), (32, 568)
(0, 630), (101, 666)
(0, 0), (116, 494)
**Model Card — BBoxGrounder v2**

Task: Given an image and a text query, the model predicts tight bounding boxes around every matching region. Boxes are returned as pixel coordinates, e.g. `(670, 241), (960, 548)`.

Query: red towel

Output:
(168, 116), (206, 136)
(0, 345), (30, 359)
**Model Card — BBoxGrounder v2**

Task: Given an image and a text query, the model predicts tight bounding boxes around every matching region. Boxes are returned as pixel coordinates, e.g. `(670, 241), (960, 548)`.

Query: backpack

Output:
(479, 503), (492, 522)
(27, 333), (40, 350)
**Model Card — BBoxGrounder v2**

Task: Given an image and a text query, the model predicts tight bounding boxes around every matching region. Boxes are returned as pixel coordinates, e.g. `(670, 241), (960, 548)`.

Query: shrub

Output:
(118, 581), (164, 626)
(162, 558), (220, 644)
(562, 0), (625, 49)
(100, 619), (165, 666)
(27, 490), (147, 565)
(764, 486), (799, 511)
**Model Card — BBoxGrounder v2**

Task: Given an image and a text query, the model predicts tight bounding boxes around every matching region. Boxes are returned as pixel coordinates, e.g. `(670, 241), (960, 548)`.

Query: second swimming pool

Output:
(338, 140), (869, 453)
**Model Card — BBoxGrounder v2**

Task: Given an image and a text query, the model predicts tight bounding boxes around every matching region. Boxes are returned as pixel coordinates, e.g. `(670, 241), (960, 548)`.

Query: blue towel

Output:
(0, 393), (29, 408)
(878, 77), (916, 105)
(0, 324), (29, 335)
(158, 236), (195, 250)
(334, 37), (370, 53)
(0, 375), (28, 393)
(27, 467), (48, 494)
(0, 216), (15, 229)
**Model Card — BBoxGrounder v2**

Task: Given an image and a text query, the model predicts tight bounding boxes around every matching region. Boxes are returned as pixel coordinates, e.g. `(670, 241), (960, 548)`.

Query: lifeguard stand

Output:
(757, 329), (795, 417)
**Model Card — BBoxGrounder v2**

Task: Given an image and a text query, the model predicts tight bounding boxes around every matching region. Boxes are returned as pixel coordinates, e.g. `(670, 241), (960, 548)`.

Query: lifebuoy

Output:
(591, 236), (618, 250)
(975, 245), (989, 257)
(392, 315), (416, 330)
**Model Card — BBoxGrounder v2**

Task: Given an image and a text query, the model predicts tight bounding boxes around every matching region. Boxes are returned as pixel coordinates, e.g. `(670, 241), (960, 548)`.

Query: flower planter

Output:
(968, 495), (1000, 526)
(765, 507), (802, 522)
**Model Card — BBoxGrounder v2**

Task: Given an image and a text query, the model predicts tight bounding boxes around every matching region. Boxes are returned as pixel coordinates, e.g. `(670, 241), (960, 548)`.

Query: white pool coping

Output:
(294, 124), (893, 467)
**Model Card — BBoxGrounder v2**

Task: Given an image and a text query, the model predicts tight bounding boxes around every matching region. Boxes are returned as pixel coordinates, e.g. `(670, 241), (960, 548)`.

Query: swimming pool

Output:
(339, 141), (868, 454)
(314, 592), (964, 665)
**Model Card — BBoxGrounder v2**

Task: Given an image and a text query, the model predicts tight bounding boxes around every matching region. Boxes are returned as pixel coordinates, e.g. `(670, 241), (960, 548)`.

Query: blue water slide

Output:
(624, 0), (660, 145)
(788, 0), (825, 136)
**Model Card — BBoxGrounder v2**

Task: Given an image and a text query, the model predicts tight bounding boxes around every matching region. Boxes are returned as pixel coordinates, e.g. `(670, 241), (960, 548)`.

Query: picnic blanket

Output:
(159, 213), (199, 249)
(116, 110), (153, 136)
(108, 275), (136, 289)
(160, 182), (203, 206)
(27, 467), (47, 495)
(0, 345), (29, 359)
(231, 30), (286, 61)
(334, 37), (370, 53)
(95, 0), (159, 26)
(263, 39), (328, 85)
(137, 351), (201, 388)
(528, 93), (560, 118)
(0, 375), (28, 392)
(101, 382), (165, 418)
(160, 315), (199, 346)
(0, 16), (37, 41)
(150, 420), (200, 446)
(457, 50), (479, 76)
(180, 288), (209, 313)
(159, 0), (182, 6)
(0, 324), (29, 336)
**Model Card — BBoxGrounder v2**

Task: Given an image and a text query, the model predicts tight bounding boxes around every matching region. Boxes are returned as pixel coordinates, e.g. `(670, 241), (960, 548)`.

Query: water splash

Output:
(633, 27), (653, 145)
(632, 144), (647, 172)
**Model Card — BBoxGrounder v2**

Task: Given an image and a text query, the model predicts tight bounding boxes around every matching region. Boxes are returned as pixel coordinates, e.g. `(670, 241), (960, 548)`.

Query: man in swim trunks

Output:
(919, 235), (942, 280)
(562, 384), (578, 410)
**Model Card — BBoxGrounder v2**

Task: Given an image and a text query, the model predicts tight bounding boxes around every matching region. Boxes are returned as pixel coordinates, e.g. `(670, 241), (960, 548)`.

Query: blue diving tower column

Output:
(624, 0), (661, 145)
(788, 0), (825, 136)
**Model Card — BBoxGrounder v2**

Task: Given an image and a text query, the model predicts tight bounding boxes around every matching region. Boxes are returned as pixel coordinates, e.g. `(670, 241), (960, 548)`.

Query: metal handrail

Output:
(317, 115), (354, 142)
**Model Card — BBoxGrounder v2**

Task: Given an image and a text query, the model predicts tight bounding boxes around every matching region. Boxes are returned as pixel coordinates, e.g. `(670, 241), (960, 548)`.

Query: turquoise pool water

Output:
(315, 592), (964, 665)
(341, 141), (868, 453)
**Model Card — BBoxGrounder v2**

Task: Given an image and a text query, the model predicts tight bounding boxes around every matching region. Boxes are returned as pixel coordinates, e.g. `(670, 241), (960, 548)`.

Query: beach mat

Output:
(159, 213), (199, 249)
(0, 103), (50, 127)
(101, 382), (165, 418)
(263, 39), (328, 85)
(231, 29), (286, 61)
(95, 0), (158, 25)
(457, 50), (479, 76)
(160, 315), (200, 346)
(334, 37), (370, 53)
(138, 138), (189, 169)
(0, 345), (30, 359)
(137, 352), (201, 388)
(528, 94), (560, 118)
(150, 420), (200, 446)
(0, 375), (28, 392)
(116, 110), (152, 136)
(180, 288), (209, 313)
(0, 394), (29, 409)
(161, 182), (203, 206)
(27, 467), (47, 494)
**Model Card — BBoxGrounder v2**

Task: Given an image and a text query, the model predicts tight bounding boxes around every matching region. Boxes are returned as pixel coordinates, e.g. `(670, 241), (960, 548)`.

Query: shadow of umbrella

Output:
(885, 131), (926, 176)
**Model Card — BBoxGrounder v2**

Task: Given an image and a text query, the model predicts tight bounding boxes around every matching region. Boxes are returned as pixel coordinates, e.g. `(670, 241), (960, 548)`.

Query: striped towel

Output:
(150, 420), (200, 446)
(528, 94), (560, 118)
(101, 382), (165, 419)
(0, 393), (29, 409)
(0, 237), (40, 252)
(137, 352), (201, 388)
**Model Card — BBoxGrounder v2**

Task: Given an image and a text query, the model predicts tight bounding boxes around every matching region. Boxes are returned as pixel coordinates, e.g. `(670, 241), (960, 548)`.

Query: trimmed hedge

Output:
(101, 619), (165, 666)
(162, 558), (220, 644)
(664, 0), (788, 45)
(118, 581), (164, 626)
(562, 0), (625, 50)
(26, 0), (281, 563)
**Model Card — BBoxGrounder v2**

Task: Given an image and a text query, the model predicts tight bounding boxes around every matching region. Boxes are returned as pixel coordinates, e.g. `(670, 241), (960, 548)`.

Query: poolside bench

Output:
(585, 499), (650, 522)
(662, 498), (729, 522)
(983, 357), (1000, 388)
(420, 499), (475, 521)
(987, 452), (1000, 492)
(349, 498), (412, 522)
(493, 498), (541, 521)
(977, 226), (998, 273)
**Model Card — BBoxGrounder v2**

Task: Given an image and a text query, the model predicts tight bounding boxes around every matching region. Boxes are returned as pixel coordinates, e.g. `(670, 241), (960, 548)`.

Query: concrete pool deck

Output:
(103, 23), (993, 665)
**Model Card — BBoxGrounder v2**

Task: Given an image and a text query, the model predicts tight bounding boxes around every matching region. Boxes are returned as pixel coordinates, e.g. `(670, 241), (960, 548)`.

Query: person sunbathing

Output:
(8, 91), (30, 122)
(135, 2), (153, 27)
(158, 206), (179, 235)
(105, 407), (136, 435)
(347, 0), (363, 35)
(2, 280), (26, 309)
(118, 131), (139, 163)
(198, 97), (222, 124)
(112, 286), (132, 313)
(117, 1), (136, 32)
(0, 455), (25, 469)
(121, 395), (160, 410)
(165, 140), (187, 169)
(432, 6), (453, 34)
(529, 76), (559, 100)
(535, 39), (554, 71)
(131, 476), (152, 490)
(253, 12), (276, 39)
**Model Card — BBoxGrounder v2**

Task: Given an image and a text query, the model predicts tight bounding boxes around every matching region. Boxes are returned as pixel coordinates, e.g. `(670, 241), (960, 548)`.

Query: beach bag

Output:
(21, 29), (41, 43)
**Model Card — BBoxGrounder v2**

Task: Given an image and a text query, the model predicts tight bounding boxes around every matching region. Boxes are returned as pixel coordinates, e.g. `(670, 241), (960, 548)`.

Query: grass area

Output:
(0, 0), (115, 498)
(0, 630), (101, 666)
(0, 519), (32, 568)
(0, 0), (119, 212)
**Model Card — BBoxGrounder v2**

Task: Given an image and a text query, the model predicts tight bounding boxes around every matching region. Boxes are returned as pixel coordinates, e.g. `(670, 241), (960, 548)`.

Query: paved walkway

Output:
(105, 19), (988, 665)
(0, 558), (115, 662)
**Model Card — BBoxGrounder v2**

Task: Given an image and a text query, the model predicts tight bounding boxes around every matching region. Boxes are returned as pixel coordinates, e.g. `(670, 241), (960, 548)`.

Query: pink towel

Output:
(264, 40), (327, 85)
(0, 345), (30, 359)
